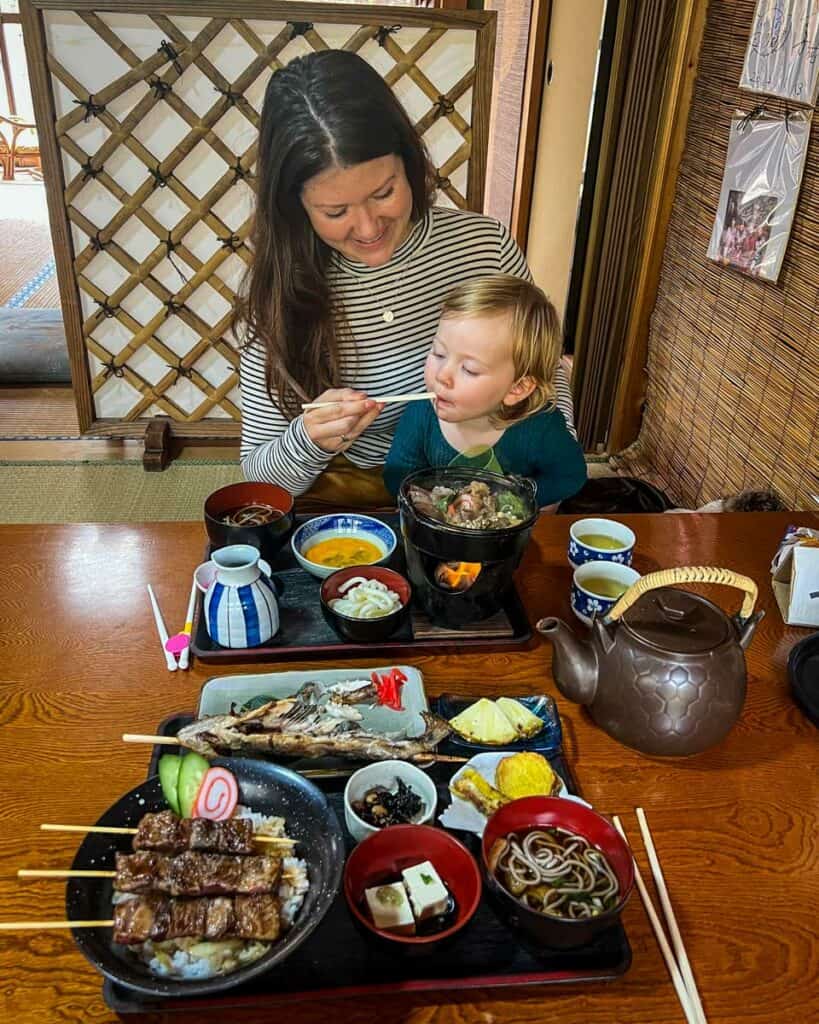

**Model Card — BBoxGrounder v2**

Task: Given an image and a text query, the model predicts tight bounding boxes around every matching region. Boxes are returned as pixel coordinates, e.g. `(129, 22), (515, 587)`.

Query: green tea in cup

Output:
(575, 533), (625, 551)
(580, 575), (629, 599)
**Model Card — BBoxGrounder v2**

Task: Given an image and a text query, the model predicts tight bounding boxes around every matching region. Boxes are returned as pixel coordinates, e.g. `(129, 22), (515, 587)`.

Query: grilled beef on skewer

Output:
(115, 851), (281, 897)
(134, 811), (258, 855)
(113, 893), (281, 945)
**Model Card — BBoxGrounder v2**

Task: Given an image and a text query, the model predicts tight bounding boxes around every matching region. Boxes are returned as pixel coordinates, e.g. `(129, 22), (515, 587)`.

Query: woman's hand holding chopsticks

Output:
(302, 387), (383, 454)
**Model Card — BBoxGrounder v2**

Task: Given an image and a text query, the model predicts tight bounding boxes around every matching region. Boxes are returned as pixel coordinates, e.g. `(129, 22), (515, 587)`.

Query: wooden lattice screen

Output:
(614, 0), (819, 511)
(20, 1), (496, 439)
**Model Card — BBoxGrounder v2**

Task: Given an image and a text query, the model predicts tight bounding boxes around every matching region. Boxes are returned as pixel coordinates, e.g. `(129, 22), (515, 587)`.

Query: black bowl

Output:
(788, 631), (819, 726)
(320, 566), (412, 642)
(204, 482), (295, 563)
(67, 758), (344, 998)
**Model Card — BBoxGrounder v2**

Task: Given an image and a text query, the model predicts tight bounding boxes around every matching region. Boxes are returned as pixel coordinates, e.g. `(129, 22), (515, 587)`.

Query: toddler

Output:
(384, 275), (586, 509)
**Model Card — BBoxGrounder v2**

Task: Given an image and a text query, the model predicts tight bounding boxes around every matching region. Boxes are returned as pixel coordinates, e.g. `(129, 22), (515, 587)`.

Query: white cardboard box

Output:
(771, 540), (819, 627)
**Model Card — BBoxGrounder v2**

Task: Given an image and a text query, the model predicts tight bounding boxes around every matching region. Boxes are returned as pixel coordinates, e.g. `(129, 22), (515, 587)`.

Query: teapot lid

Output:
(621, 587), (732, 653)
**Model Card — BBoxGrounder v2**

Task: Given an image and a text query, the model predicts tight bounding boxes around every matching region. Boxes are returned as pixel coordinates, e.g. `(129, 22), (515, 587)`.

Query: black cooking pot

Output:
(397, 468), (538, 564)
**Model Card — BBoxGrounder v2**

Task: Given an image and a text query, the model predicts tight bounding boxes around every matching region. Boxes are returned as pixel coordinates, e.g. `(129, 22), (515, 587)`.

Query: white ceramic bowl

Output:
(291, 514), (397, 580)
(343, 759), (437, 843)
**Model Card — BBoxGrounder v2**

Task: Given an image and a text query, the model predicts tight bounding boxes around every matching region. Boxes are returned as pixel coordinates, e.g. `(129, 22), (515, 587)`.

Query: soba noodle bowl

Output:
(490, 827), (619, 920)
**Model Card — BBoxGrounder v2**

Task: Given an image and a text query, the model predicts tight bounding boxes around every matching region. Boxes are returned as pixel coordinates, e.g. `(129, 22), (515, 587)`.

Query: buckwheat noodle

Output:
(494, 828), (619, 919)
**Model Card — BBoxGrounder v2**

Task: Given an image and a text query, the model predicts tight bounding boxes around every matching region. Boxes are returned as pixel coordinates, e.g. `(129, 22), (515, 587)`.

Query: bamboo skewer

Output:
(0, 920), (114, 931)
(302, 392), (434, 410)
(120, 733), (466, 763)
(19, 867), (299, 881)
(636, 807), (707, 1024)
(39, 824), (295, 847)
(613, 816), (703, 1024)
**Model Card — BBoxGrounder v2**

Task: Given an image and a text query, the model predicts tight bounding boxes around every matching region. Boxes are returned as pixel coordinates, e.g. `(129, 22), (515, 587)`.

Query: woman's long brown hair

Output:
(236, 51), (436, 419)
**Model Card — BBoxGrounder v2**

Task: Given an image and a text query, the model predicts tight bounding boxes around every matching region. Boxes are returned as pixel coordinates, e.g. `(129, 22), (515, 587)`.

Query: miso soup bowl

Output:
(481, 797), (634, 950)
(204, 481), (294, 563)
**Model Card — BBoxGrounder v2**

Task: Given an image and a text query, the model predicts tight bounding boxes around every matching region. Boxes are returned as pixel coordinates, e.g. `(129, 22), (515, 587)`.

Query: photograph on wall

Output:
(707, 110), (811, 283)
(740, 0), (819, 104)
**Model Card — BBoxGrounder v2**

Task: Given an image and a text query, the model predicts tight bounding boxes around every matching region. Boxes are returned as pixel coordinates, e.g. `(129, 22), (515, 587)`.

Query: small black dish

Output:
(204, 482), (295, 563)
(788, 632), (819, 726)
(320, 565), (412, 643)
(67, 758), (344, 999)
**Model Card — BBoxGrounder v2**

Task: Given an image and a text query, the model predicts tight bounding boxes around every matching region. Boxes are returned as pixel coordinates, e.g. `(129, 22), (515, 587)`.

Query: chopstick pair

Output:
(302, 391), (434, 410)
(614, 809), (707, 1024)
(147, 580), (197, 672)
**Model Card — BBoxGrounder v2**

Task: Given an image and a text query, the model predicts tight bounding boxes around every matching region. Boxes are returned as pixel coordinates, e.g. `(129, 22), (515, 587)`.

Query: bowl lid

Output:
(621, 588), (732, 654)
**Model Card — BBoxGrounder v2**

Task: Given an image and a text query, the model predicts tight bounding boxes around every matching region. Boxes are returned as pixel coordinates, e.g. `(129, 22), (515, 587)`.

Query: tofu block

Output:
(401, 861), (450, 922)
(364, 882), (415, 935)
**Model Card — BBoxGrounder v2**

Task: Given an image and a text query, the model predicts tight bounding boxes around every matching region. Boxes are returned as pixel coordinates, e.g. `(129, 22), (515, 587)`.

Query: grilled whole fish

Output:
(176, 709), (451, 762)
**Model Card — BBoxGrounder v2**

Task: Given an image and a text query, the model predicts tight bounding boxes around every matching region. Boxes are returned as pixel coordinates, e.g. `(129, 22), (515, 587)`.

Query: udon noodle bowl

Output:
(489, 827), (619, 920)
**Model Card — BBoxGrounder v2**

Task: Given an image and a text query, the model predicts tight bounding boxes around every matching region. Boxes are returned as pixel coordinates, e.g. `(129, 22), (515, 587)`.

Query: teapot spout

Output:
(736, 609), (765, 651)
(536, 617), (598, 706)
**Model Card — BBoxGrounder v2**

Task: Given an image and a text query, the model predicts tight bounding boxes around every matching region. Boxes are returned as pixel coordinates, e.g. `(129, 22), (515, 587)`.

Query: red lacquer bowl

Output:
(344, 824), (482, 952)
(204, 481), (294, 562)
(481, 797), (634, 949)
(320, 566), (412, 642)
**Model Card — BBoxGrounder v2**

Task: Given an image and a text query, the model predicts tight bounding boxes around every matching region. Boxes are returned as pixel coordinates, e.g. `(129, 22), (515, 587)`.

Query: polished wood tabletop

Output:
(0, 511), (816, 1024)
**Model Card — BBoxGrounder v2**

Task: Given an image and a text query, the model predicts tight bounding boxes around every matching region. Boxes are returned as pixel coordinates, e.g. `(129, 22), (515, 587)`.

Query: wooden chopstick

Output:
(636, 807), (707, 1024)
(613, 816), (702, 1024)
(0, 920), (114, 931)
(39, 823), (295, 846)
(302, 392), (434, 410)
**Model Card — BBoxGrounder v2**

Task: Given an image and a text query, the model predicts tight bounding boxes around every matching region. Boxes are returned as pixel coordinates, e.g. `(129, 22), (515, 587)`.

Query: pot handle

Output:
(605, 566), (758, 623)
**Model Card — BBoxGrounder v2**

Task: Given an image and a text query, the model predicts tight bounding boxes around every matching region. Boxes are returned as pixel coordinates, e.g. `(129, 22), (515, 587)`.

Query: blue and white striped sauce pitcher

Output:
(200, 544), (279, 648)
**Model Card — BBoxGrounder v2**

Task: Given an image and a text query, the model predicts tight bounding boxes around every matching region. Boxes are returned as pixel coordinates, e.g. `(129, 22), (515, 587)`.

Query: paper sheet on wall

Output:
(740, 0), (819, 105)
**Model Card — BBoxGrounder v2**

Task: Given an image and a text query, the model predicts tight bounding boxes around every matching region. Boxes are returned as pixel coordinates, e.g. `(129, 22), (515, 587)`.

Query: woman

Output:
(239, 50), (575, 505)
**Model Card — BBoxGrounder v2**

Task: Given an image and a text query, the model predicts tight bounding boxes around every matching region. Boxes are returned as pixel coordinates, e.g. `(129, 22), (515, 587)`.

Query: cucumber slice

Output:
(177, 751), (210, 818)
(158, 754), (183, 815)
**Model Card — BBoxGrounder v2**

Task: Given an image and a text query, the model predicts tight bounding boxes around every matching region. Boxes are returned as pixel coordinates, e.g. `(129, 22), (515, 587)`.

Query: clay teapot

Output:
(537, 567), (764, 756)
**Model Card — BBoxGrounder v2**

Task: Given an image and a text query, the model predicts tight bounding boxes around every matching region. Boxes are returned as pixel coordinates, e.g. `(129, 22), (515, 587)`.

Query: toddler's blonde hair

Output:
(439, 274), (561, 425)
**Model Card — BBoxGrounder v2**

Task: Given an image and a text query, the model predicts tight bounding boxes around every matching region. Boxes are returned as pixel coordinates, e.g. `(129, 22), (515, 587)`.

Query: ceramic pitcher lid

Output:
(621, 587), (732, 653)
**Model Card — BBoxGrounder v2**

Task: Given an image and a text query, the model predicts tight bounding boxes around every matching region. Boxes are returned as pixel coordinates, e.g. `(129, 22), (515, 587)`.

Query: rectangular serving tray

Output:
(190, 514), (531, 663)
(102, 711), (631, 1013)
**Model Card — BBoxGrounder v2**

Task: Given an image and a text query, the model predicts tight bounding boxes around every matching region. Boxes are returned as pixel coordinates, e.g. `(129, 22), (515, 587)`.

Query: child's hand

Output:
(302, 388), (382, 453)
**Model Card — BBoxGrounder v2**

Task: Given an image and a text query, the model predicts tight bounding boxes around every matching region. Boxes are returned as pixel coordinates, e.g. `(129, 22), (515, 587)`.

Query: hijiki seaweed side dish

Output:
(409, 481), (529, 530)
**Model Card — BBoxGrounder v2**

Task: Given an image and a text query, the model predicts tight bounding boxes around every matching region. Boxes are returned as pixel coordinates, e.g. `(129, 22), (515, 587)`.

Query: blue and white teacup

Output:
(568, 517), (636, 569)
(571, 562), (641, 627)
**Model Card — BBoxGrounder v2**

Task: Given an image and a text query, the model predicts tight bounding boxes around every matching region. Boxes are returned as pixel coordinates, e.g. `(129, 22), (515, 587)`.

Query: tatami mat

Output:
(0, 460), (244, 523)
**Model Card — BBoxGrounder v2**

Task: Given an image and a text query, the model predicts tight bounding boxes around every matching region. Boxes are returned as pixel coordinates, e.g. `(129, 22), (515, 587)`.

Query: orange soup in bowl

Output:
(306, 536), (383, 569)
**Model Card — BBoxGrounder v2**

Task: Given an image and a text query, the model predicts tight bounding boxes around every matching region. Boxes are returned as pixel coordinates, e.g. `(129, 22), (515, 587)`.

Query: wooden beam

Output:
(510, 0), (552, 249)
(607, 0), (708, 454)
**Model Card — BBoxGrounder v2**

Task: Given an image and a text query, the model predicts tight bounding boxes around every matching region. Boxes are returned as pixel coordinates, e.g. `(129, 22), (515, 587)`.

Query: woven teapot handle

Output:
(605, 566), (758, 623)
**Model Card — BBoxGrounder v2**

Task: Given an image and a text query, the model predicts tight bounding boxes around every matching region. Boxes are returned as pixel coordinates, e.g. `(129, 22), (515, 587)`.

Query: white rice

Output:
(125, 810), (309, 981)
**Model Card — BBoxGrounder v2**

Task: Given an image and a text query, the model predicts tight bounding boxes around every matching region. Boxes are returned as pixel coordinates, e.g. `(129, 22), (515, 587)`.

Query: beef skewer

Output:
(40, 811), (295, 851)
(18, 850), (285, 897)
(0, 894), (283, 942)
(113, 892), (282, 944)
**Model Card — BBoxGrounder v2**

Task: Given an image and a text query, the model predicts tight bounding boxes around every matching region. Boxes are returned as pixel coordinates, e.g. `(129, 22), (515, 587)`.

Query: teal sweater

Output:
(383, 402), (587, 506)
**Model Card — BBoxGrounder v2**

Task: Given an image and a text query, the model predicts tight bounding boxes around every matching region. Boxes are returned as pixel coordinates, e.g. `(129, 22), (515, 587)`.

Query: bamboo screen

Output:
(20, 1), (495, 438)
(615, 0), (818, 510)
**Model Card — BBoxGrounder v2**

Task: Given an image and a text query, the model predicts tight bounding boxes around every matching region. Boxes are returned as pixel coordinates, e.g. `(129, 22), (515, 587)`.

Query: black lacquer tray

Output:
(190, 514), (531, 663)
(101, 712), (631, 1012)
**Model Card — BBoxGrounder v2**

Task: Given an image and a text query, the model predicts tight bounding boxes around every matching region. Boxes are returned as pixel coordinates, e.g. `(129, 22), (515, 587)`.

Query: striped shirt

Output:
(240, 206), (575, 495)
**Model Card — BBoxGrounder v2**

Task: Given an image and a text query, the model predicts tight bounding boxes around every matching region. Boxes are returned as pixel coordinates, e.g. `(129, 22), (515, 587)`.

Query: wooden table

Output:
(0, 512), (816, 1024)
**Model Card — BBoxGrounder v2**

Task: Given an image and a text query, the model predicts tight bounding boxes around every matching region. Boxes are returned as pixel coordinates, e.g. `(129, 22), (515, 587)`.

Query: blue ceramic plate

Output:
(433, 693), (563, 756)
